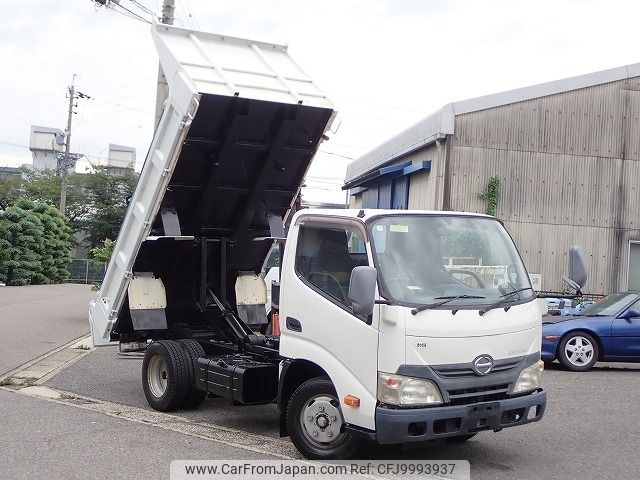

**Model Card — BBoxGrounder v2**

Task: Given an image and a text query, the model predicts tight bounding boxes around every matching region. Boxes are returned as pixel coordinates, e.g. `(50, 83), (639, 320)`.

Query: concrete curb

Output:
(0, 333), (92, 386)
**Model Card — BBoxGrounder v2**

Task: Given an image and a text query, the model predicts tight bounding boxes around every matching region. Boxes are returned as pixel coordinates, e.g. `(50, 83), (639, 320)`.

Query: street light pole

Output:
(59, 78), (76, 215)
(59, 75), (90, 215)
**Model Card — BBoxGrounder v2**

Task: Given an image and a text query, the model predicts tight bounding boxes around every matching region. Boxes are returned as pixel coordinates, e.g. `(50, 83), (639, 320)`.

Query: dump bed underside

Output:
(89, 23), (334, 345)
(116, 94), (333, 340)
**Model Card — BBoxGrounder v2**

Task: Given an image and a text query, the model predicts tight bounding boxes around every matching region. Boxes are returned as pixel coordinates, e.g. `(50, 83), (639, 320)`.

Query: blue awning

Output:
(344, 160), (431, 192)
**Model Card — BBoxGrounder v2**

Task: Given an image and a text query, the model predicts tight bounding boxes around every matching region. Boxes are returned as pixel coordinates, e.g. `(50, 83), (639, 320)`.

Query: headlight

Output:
(513, 360), (544, 394)
(377, 373), (443, 406)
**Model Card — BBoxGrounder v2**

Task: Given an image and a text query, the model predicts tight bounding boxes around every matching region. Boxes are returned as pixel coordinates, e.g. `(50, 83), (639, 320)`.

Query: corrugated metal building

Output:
(344, 64), (640, 293)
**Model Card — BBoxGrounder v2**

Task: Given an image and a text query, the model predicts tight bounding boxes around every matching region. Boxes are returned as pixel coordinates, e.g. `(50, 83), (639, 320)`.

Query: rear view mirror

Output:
(348, 266), (377, 318)
(621, 308), (640, 320)
(563, 245), (588, 294)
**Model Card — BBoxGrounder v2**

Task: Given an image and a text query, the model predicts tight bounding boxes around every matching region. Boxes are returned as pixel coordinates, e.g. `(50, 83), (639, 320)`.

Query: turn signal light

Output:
(343, 395), (360, 407)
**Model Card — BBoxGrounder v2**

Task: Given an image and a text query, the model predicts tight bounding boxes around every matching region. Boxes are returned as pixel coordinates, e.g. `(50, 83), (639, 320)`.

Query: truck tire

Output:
(142, 340), (190, 411)
(177, 339), (207, 408)
(286, 377), (360, 460)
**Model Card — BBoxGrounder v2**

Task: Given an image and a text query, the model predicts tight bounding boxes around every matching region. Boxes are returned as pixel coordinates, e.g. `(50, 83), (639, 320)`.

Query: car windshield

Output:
(369, 215), (533, 308)
(578, 293), (638, 316)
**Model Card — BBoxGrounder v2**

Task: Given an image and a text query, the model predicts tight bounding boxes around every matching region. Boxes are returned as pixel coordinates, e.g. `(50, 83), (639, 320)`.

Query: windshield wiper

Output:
(479, 287), (533, 316)
(411, 295), (487, 315)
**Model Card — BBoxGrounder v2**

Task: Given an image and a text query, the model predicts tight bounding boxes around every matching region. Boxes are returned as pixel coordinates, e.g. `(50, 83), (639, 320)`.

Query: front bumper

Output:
(541, 337), (560, 361)
(375, 389), (547, 444)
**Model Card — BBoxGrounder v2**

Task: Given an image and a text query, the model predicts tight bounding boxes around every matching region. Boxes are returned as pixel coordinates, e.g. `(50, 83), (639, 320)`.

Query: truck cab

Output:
(277, 209), (546, 457)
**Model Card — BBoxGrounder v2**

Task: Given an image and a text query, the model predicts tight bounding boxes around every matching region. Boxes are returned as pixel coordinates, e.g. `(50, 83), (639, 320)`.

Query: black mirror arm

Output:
(375, 299), (394, 305)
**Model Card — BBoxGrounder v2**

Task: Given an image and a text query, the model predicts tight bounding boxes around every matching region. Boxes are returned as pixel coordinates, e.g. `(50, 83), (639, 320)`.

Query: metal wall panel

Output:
(629, 242), (640, 290)
(406, 143), (440, 210)
(378, 182), (392, 209)
(448, 77), (640, 292)
(350, 194), (363, 209)
(362, 187), (379, 209)
(392, 176), (409, 209)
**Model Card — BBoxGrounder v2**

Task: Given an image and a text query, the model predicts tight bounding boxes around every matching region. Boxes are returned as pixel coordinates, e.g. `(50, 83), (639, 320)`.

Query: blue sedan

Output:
(542, 292), (640, 371)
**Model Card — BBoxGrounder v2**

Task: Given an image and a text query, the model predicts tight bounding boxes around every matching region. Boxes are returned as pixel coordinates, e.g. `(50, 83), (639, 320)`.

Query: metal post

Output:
(200, 236), (207, 310)
(154, 0), (175, 128)
(220, 238), (227, 304)
(85, 259), (90, 284)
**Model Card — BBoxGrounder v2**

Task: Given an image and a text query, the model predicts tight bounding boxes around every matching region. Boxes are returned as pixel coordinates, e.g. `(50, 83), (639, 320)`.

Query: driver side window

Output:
(626, 299), (640, 317)
(295, 224), (368, 305)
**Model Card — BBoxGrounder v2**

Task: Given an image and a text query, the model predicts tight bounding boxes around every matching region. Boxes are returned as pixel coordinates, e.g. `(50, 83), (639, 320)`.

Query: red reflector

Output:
(544, 335), (560, 340)
(343, 395), (360, 407)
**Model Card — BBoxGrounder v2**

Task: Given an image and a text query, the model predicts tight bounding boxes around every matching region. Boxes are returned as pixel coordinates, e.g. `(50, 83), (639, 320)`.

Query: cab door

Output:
(611, 299), (640, 358)
(279, 217), (379, 430)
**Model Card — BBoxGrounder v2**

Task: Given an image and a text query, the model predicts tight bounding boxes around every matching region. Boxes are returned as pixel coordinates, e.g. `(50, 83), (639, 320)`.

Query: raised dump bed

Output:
(90, 23), (335, 346)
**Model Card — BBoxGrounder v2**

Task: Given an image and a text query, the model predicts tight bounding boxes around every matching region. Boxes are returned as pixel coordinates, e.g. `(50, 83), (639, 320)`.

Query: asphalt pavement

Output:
(48, 346), (640, 480)
(3, 284), (640, 479)
(47, 347), (640, 480)
(0, 284), (282, 480)
(0, 283), (94, 374)
(0, 389), (276, 480)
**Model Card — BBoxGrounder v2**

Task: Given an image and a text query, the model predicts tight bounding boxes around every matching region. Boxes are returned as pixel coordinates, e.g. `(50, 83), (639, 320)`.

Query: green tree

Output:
(0, 205), (43, 285)
(79, 169), (137, 249)
(19, 168), (90, 233)
(0, 168), (137, 253)
(0, 175), (22, 209)
(15, 198), (72, 283)
(90, 238), (115, 264)
(89, 238), (115, 290)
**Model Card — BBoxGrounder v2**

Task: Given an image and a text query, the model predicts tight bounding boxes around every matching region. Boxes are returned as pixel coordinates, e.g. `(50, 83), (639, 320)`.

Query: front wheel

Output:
(287, 377), (360, 459)
(558, 332), (599, 371)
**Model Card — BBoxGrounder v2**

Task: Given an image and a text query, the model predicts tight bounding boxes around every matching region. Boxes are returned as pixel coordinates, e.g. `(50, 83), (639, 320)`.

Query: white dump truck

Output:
(90, 23), (553, 459)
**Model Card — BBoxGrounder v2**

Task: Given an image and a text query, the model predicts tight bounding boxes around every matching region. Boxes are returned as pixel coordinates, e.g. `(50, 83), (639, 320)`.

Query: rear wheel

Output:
(142, 340), (190, 411)
(287, 377), (360, 459)
(558, 332), (599, 371)
(177, 339), (207, 409)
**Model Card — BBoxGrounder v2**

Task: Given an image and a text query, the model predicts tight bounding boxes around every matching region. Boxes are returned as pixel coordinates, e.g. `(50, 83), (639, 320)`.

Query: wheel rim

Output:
(299, 394), (345, 448)
(147, 354), (168, 397)
(565, 336), (595, 367)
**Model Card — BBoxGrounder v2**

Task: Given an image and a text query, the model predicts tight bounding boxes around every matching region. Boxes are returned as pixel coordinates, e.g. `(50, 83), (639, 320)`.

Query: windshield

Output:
(369, 215), (533, 308)
(578, 293), (637, 316)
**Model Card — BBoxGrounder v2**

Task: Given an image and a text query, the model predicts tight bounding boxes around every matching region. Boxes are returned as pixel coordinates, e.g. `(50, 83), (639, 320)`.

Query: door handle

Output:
(286, 316), (302, 332)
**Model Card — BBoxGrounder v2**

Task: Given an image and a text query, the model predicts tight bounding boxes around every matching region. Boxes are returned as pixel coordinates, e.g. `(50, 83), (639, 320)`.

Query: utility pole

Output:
(59, 75), (90, 215)
(154, 0), (175, 128)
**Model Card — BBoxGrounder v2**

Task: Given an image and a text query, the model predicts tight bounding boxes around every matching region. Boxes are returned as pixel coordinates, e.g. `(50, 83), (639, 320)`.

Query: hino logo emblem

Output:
(472, 355), (494, 376)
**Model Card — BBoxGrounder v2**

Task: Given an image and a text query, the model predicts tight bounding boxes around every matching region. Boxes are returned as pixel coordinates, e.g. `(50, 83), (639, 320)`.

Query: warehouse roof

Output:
(345, 62), (640, 185)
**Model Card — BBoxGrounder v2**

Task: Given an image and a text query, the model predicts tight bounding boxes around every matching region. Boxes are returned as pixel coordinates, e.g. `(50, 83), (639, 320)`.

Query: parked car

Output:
(544, 297), (573, 316)
(541, 292), (640, 371)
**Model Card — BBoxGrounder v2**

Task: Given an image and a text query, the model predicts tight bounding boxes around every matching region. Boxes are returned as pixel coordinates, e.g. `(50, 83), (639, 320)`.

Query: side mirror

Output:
(563, 245), (588, 294)
(621, 308), (640, 320)
(348, 266), (377, 318)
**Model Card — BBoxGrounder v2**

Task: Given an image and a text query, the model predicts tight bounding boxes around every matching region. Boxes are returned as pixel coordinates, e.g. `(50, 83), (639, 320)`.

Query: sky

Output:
(2, 0), (640, 203)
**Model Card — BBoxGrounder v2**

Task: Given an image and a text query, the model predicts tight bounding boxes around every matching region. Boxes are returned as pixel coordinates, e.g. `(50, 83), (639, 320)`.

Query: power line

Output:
(181, 0), (200, 29)
(128, 0), (157, 17)
(92, 97), (153, 114)
(331, 94), (430, 114)
(318, 150), (354, 160)
(106, 1), (152, 23)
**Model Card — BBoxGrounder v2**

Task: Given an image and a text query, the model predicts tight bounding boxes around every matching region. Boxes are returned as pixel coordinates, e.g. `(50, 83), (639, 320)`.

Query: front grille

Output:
(446, 384), (510, 405)
(433, 359), (520, 379)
